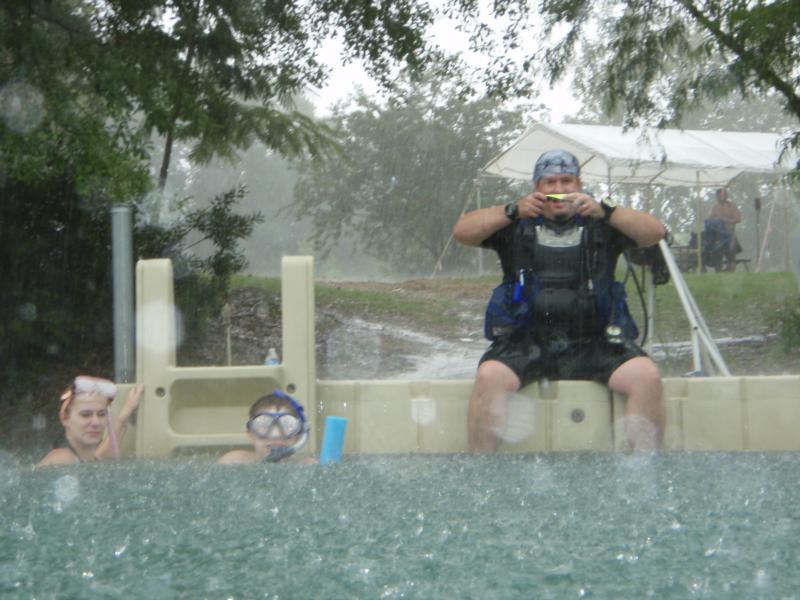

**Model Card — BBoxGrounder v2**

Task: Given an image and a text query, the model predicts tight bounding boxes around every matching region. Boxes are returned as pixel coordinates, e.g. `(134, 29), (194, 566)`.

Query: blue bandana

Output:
(533, 149), (580, 183)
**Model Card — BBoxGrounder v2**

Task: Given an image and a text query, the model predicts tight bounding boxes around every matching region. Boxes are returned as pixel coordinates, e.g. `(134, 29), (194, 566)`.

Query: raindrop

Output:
(0, 451), (20, 490)
(0, 80), (45, 133)
(31, 414), (46, 432)
(410, 396), (436, 426)
(493, 392), (536, 444)
(11, 522), (35, 541)
(138, 300), (184, 354)
(544, 561), (574, 578)
(17, 302), (37, 321)
(54, 474), (80, 505)
(753, 569), (768, 588)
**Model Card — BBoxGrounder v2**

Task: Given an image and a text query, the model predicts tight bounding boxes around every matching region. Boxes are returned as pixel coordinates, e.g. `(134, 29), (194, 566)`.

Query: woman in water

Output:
(218, 390), (314, 464)
(36, 376), (143, 466)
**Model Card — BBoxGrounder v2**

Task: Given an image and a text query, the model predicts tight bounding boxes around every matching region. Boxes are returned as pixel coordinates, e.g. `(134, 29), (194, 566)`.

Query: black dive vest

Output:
(484, 216), (637, 341)
(521, 217), (597, 337)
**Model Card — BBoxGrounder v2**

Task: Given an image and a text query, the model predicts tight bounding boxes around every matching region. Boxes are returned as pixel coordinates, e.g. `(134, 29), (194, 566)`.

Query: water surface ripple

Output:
(2, 452), (799, 598)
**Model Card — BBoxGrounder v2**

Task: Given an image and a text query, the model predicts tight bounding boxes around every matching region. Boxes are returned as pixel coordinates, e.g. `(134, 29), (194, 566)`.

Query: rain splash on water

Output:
(3, 453), (799, 598)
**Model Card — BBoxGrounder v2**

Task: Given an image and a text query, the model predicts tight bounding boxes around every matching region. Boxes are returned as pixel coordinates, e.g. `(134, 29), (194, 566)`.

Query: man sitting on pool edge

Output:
(453, 149), (666, 452)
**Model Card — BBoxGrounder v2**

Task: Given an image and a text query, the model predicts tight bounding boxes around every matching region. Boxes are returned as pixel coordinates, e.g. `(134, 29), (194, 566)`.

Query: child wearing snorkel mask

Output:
(218, 390), (315, 464)
(36, 376), (143, 466)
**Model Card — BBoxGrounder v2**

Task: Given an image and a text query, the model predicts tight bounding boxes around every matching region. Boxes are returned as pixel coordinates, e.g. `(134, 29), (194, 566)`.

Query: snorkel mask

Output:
(246, 389), (309, 463)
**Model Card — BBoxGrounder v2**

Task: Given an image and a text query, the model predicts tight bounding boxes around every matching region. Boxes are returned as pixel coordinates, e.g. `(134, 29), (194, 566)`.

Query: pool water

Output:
(2, 452), (799, 598)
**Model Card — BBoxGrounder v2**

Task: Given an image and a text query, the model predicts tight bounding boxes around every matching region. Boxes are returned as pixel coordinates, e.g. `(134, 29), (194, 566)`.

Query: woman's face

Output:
(61, 393), (108, 448)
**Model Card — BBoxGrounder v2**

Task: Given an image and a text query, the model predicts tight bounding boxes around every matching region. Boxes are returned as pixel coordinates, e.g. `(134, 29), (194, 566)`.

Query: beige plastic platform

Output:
(128, 257), (800, 458)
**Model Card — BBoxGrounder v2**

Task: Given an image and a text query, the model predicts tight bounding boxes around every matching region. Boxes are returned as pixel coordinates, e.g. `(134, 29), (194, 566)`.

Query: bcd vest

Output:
(483, 217), (638, 341)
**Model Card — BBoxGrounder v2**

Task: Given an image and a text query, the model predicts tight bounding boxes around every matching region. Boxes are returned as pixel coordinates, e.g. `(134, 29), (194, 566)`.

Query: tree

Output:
(0, 0), (452, 412)
(81, 0), (447, 190)
(457, 0), (800, 147)
(543, 0), (800, 144)
(292, 68), (546, 275)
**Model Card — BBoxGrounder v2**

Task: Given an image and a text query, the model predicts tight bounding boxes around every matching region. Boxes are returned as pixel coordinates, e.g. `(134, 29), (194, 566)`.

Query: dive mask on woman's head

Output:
(59, 376), (117, 419)
(71, 376), (117, 400)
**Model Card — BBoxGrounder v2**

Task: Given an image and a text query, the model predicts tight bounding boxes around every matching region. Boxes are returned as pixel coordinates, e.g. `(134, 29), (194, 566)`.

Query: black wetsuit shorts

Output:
(479, 330), (647, 387)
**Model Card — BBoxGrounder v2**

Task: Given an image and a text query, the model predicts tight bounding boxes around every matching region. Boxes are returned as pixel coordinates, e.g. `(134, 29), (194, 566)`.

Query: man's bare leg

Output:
(608, 356), (664, 451)
(467, 360), (521, 452)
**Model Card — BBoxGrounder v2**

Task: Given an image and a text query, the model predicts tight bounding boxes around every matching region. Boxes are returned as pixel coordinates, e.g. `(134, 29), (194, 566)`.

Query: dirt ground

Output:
(180, 278), (799, 377)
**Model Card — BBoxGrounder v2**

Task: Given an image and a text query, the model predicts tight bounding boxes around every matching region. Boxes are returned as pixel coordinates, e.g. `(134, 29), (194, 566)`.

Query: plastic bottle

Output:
(265, 347), (279, 365)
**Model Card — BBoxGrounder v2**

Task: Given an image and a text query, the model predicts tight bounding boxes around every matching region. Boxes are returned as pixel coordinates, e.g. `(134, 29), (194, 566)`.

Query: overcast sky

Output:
(310, 13), (581, 122)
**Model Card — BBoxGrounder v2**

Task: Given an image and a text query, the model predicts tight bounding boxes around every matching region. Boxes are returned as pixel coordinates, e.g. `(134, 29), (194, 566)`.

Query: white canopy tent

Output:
(481, 122), (798, 187)
(478, 123), (798, 376)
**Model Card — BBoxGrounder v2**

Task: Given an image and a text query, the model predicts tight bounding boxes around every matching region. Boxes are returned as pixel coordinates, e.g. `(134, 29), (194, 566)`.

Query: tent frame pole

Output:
(695, 172), (704, 273)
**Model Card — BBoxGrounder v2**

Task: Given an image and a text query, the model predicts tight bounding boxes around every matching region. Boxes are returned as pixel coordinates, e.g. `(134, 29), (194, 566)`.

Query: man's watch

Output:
(600, 198), (618, 221)
(504, 202), (519, 221)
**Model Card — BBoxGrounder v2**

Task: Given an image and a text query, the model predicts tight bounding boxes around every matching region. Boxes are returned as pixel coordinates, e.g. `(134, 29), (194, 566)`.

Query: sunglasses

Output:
(247, 412), (303, 439)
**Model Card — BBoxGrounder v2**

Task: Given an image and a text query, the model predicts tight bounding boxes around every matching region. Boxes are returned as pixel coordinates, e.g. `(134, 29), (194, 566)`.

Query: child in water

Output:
(218, 390), (315, 464)
(36, 376), (143, 466)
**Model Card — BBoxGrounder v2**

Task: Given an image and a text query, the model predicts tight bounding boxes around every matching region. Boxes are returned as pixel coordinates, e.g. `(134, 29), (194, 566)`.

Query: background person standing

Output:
(709, 187), (742, 271)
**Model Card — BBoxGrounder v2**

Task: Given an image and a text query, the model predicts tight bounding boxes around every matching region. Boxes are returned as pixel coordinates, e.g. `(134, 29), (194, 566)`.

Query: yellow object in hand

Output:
(544, 194), (567, 202)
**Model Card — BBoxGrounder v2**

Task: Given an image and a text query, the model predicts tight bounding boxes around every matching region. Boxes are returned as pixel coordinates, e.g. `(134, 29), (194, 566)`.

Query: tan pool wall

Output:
(130, 258), (800, 457)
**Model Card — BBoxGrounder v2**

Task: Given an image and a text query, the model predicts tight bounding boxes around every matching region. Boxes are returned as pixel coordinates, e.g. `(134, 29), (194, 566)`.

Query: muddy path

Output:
(179, 279), (798, 379)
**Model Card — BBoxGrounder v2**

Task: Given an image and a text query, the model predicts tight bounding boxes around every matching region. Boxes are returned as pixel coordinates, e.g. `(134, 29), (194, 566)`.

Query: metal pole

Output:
(111, 205), (135, 383)
(476, 180), (483, 277)
(784, 183), (791, 272)
(754, 197), (761, 262)
(645, 268), (655, 355)
(658, 240), (731, 376)
(695, 172), (703, 273)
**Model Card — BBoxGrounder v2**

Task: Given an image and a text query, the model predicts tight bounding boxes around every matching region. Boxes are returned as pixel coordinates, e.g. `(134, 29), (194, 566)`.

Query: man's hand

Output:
(515, 192), (547, 218)
(568, 193), (604, 220)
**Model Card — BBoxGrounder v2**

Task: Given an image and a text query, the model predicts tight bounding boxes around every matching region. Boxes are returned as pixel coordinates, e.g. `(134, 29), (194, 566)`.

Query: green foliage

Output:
(772, 298), (800, 352)
(565, 0), (800, 143)
(0, 1), (151, 199)
(1, 0), (454, 411)
(137, 185), (264, 338)
(74, 0), (440, 187)
(292, 66), (543, 274)
(624, 271), (799, 340)
(452, 0), (800, 148)
(0, 178), (123, 400)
